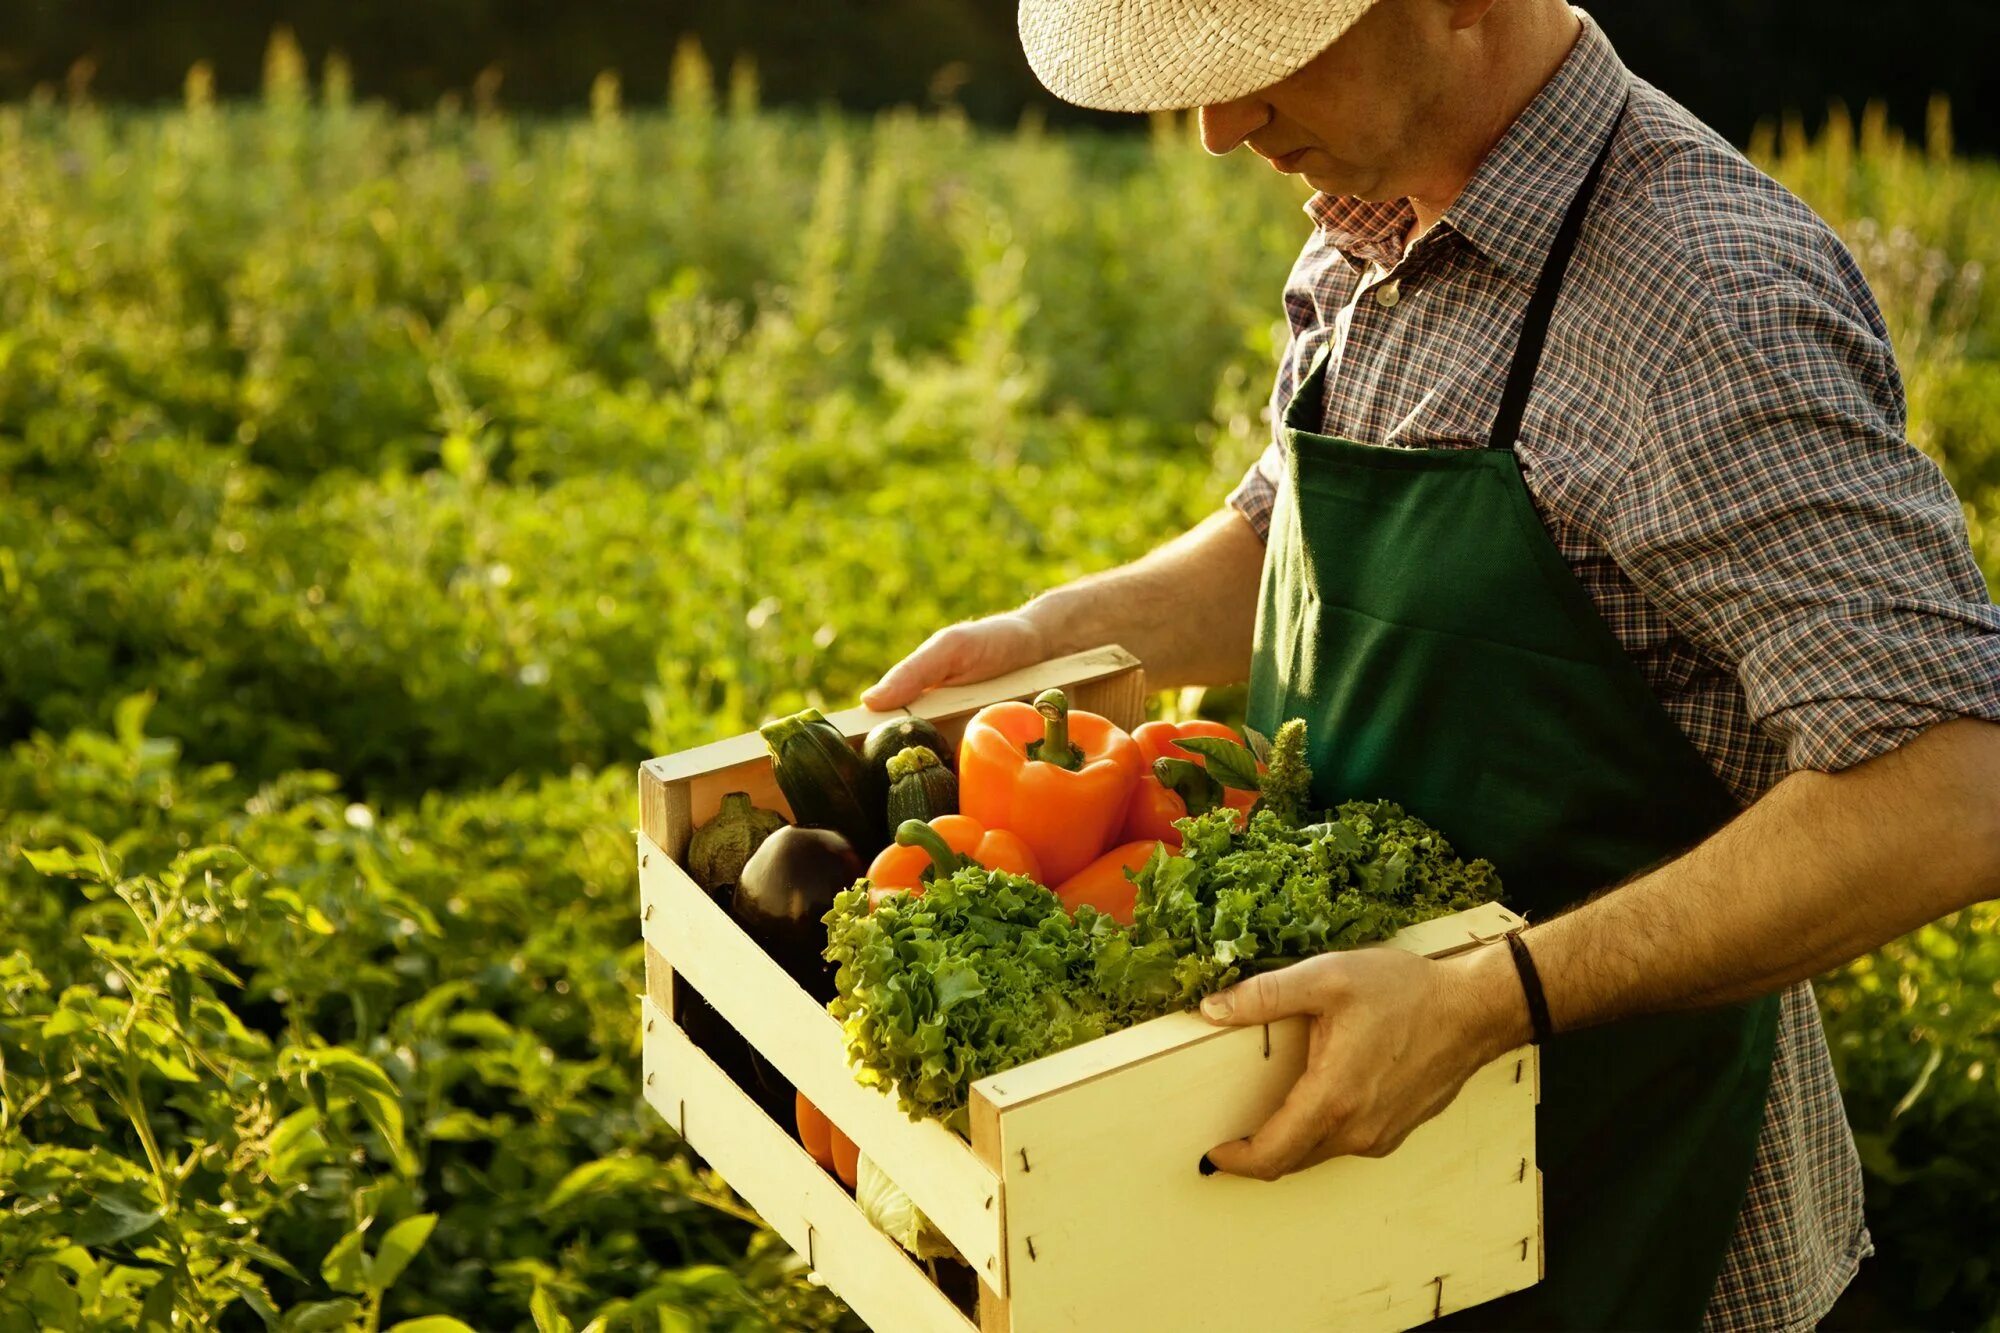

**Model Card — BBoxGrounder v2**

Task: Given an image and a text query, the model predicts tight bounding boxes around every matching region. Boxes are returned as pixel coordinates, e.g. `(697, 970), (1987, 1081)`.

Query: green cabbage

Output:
(855, 1152), (964, 1262)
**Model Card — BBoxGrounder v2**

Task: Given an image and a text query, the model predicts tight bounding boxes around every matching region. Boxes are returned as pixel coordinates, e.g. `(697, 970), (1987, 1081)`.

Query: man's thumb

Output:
(1201, 970), (1287, 1025)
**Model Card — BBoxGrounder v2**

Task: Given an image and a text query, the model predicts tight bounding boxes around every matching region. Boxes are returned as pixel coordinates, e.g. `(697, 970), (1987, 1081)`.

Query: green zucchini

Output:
(884, 745), (958, 826)
(760, 708), (885, 857)
(862, 715), (954, 792)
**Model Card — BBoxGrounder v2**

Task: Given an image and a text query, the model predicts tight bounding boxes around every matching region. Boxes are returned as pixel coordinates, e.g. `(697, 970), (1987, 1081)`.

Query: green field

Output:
(1, 40), (1996, 1331)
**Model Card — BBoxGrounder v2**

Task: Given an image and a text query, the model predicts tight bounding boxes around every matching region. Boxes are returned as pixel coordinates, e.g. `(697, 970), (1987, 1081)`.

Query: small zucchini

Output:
(884, 745), (958, 826)
(760, 708), (885, 856)
(862, 715), (955, 792)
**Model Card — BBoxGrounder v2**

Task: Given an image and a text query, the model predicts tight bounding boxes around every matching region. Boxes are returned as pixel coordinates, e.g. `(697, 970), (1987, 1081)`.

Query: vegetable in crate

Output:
(687, 792), (787, 906)
(736, 824), (864, 1117)
(825, 718), (1504, 1125)
(883, 744), (958, 825)
(865, 815), (1043, 909)
(862, 715), (955, 790)
(958, 687), (1143, 884)
(1121, 721), (1263, 847)
(734, 825), (864, 1005)
(1054, 839), (1164, 924)
(1126, 801), (1501, 1001)
(761, 707), (885, 856)
(856, 1152), (963, 1262)
(823, 865), (1137, 1134)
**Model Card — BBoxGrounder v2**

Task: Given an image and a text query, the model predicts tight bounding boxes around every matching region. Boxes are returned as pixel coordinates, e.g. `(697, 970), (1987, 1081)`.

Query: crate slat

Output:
(643, 999), (978, 1333)
(640, 835), (1006, 1283)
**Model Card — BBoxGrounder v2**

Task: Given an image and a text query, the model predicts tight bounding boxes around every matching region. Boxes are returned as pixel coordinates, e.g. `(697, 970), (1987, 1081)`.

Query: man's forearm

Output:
(1457, 717), (2000, 1055)
(1020, 505), (1267, 692)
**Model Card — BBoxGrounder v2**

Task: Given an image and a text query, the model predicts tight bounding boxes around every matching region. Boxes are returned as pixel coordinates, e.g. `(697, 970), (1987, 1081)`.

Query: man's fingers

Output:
(861, 616), (1046, 711)
(1205, 1070), (1345, 1181)
(861, 631), (961, 710)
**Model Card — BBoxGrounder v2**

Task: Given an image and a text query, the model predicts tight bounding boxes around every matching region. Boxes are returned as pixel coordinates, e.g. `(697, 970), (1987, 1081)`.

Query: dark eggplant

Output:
(732, 824), (864, 1006)
(670, 971), (794, 1128)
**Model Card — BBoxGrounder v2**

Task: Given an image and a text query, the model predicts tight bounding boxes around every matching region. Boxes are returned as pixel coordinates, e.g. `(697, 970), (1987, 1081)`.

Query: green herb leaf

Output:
(1173, 736), (1263, 791)
(367, 1213), (438, 1291)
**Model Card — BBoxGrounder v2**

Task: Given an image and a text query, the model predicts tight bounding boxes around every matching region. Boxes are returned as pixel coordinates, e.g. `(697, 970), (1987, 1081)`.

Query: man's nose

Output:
(1198, 99), (1272, 156)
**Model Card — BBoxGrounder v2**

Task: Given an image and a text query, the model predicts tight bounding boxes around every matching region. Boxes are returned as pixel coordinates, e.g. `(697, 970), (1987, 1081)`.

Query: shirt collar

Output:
(1304, 9), (1632, 283)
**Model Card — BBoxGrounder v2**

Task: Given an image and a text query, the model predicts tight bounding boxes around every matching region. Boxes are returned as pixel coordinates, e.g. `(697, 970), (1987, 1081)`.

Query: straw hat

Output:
(1018, 0), (1385, 112)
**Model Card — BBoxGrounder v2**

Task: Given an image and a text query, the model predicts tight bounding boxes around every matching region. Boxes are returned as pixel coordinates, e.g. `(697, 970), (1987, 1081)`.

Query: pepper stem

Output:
(895, 818), (967, 881)
(1153, 757), (1223, 817)
(1025, 688), (1083, 771)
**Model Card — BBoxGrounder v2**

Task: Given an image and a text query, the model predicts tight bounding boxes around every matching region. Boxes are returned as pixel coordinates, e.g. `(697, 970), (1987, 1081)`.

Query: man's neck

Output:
(1405, 5), (1585, 241)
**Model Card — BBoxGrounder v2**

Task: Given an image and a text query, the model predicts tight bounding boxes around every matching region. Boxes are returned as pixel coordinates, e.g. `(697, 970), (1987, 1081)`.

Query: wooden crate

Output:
(638, 644), (1542, 1332)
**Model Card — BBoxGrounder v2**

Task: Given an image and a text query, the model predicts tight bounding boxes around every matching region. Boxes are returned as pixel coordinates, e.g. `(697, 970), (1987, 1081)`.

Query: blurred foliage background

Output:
(0, 20), (1994, 1333)
(0, 0), (1998, 154)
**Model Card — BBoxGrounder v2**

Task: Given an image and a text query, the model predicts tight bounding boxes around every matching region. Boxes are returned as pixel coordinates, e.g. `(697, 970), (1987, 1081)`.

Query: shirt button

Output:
(1374, 280), (1401, 309)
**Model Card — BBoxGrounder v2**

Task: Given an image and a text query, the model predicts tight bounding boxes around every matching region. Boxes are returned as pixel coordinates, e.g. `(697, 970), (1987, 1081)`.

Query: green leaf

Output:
(144, 1048), (202, 1083)
(113, 691), (157, 750)
(72, 1191), (165, 1247)
(1241, 725), (1274, 767)
(238, 1240), (306, 1283)
(306, 1048), (415, 1175)
(138, 1272), (177, 1329)
(21, 1258), (81, 1328)
(1173, 736), (1263, 791)
(282, 1299), (364, 1333)
(424, 1109), (494, 1141)
(320, 1226), (371, 1294)
(221, 1276), (282, 1331)
(22, 847), (92, 878)
(367, 1213), (437, 1291)
(385, 1319), (479, 1333)
(531, 1285), (575, 1333)
(40, 1009), (89, 1038)
(545, 1155), (654, 1210)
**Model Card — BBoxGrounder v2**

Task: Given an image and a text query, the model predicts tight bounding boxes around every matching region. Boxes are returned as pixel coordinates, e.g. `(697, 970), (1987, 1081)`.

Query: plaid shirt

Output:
(1229, 10), (2000, 1329)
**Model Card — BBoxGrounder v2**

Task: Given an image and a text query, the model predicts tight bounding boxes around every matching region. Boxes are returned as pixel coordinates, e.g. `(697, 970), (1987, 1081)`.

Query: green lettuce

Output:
(822, 789), (1502, 1134)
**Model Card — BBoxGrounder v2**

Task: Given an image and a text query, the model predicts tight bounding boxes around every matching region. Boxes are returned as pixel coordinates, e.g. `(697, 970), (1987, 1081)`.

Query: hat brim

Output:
(1019, 0), (1381, 113)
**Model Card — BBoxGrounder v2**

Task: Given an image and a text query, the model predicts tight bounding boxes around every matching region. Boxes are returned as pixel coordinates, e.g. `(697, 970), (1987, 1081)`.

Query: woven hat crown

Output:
(1018, 0), (1385, 112)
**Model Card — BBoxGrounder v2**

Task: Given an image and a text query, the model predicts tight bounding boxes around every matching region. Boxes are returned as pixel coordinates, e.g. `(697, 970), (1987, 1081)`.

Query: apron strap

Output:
(1487, 96), (1630, 454)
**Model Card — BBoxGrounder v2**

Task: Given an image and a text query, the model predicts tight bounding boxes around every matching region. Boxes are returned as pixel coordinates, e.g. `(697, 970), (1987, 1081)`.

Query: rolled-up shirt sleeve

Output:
(1609, 281), (2000, 774)
(1226, 440), (1283, 542)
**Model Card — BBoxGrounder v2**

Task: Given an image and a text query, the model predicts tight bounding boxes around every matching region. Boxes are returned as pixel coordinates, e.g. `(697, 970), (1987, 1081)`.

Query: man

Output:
(862, 0), (2000, 1327)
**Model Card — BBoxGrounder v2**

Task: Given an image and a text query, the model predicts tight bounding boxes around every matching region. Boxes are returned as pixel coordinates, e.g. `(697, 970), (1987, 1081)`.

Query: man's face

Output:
(1197, 0), (1451, 200)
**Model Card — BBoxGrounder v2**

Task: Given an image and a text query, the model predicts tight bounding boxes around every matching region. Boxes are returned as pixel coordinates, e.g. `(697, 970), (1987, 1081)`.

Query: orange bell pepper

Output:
(1054, 840), (1164, 924)
(864, 815), (1043, 910)
(795, 1091), (836, 1172)
(958, 688), (1144, 885)
(829, 1123), (860, 1190)
(1120, 721), (1263, 848)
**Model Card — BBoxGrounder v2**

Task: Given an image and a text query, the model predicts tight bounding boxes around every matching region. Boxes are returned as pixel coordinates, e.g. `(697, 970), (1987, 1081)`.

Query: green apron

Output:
(1245, 106), (1779, 1330)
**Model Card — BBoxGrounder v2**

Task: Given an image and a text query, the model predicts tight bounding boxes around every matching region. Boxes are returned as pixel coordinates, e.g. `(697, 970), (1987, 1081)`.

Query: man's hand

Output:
(1198, 944), (1528, 1180)
(860, 613), (1051, 711)
(860, 507), (1269, 711)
